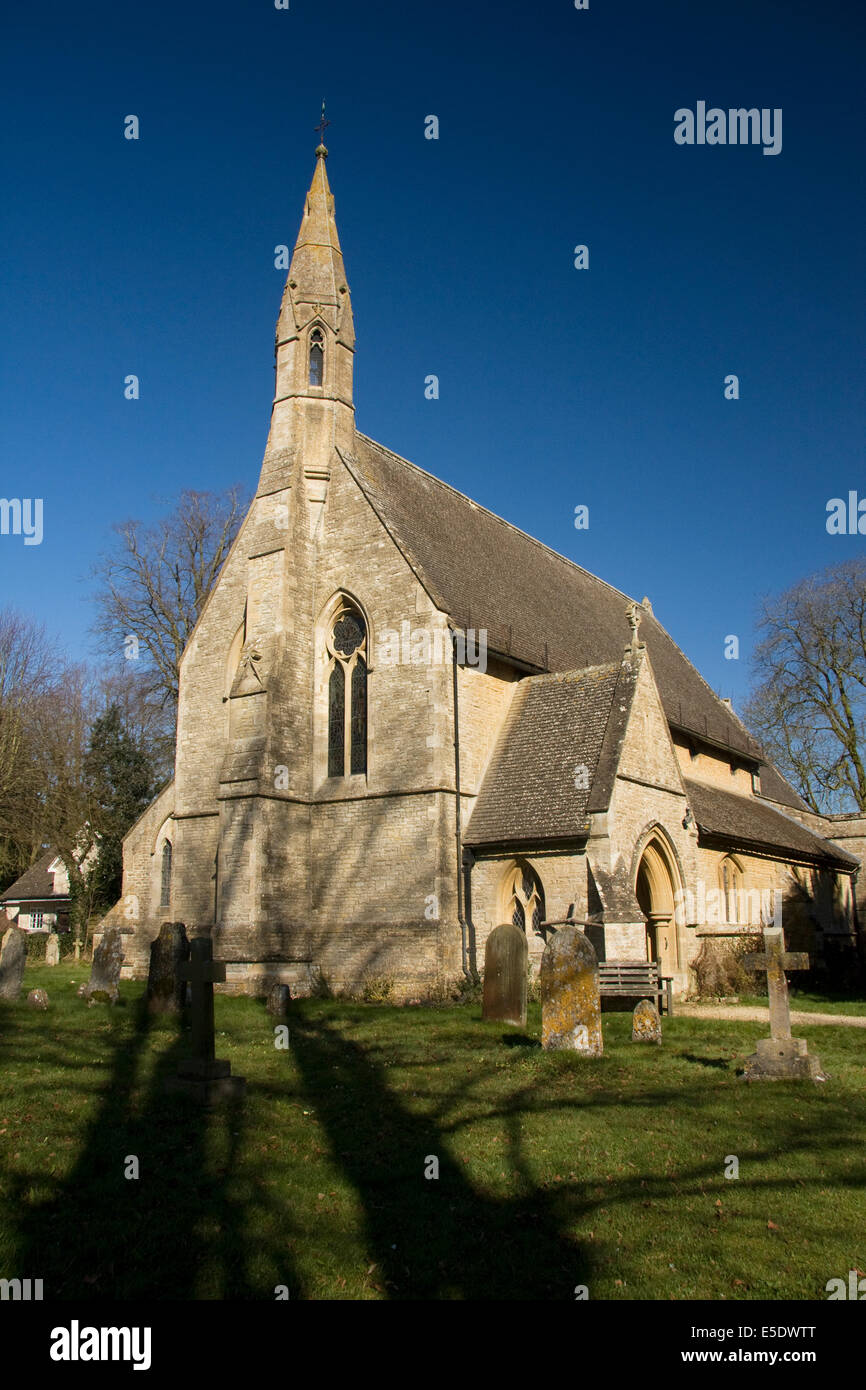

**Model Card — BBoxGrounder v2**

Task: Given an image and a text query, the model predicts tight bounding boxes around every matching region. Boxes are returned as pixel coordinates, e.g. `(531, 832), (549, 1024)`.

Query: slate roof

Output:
(0, 850), (62, 904)
(344, 435), (769, 768)
(465, 664), (621, 847)
(684, 779), (858, 869)
(753, 759), (812, 813)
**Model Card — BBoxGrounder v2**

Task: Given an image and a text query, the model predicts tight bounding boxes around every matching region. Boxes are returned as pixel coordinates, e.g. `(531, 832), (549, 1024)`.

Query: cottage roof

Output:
(0, 849), (64, 904)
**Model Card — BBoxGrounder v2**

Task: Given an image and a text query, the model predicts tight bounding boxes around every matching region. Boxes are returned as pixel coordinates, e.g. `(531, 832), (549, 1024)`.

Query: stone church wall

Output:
(455, 656), (520, 797)
(468, 851), (588, 978)
(97, 780), (175, 975)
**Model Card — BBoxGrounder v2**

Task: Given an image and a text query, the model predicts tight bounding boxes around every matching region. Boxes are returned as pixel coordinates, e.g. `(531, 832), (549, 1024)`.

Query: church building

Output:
(103, 141), (862, 999)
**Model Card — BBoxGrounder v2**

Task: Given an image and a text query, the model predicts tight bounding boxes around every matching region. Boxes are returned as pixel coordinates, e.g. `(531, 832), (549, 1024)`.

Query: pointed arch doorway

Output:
(635, 839), (679, 979)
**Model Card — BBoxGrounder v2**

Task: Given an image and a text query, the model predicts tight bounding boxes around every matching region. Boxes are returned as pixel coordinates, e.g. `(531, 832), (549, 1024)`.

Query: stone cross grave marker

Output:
(0, 927), (27, 1000)
(541, 925), (603, 1055)
(742, 926), (824, 1081)
(482, 922), (528, 1027)
(167, 938), (246, 1103)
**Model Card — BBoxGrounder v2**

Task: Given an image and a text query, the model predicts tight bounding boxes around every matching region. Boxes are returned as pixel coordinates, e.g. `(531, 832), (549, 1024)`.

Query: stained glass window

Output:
(326, 602), (368, 780)
(508, 862), (544, 936)
(350, 657), (367, 774)
(328, 663), (345, 777)
(160, 841), (172, 907)
(334, 613), (365, 656)
(531, 889), (545, 934)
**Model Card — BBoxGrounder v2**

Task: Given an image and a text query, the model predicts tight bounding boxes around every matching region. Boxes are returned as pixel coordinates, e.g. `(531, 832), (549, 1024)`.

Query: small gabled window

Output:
(309, 328), (324, 386)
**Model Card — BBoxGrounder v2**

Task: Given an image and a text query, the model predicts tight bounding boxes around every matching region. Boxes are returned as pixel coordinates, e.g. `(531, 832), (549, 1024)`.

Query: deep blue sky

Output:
(2, 0), (864, 711)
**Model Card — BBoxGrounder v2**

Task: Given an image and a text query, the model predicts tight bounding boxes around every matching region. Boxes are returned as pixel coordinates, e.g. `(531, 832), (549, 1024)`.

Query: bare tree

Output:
(744, 559), (866, 813)
(19, 667), (103, 937)
(92, 487), (248, 712)
(0, 611), (63, 884)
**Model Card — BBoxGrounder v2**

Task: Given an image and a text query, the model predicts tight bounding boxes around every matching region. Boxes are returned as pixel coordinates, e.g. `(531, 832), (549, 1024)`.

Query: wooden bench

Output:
(598, 959), (674, 1017)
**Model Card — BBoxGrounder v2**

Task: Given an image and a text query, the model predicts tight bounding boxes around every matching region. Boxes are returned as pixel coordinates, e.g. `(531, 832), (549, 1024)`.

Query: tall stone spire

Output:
(259, 133), (355, 500)
(273, 140), (355, 412)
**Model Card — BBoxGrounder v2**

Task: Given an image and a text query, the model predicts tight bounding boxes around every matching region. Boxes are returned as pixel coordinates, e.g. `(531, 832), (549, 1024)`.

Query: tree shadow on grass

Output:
(6, 992), (299, 1300)
(288, 1010), (591, 1299)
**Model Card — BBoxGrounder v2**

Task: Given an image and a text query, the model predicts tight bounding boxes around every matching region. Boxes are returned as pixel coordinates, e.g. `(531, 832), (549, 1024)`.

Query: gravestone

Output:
(82, 927), (124, 1004)
(45, 935), (61, 967)
(482, 922), (528, 1026)
(0, 927), (27, 1001)
(742, 926), (824, 1081)
(147, 922), (190, 1014)
(632, 998), (661, 1044)
(540, 925), (602, 1055)
(266, 983), (291, 1017)
(27, 988), (49, 1010)
(167, 938), (246, 1104)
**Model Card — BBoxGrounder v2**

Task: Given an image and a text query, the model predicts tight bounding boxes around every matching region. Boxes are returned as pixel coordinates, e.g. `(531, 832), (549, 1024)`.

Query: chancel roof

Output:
(342, 434), (804, 807)
(684, 779), (857, 870)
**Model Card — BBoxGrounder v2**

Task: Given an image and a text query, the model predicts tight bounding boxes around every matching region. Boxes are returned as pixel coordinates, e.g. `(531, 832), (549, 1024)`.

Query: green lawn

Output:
(737, 990), (866, 1017)
(0, 962), (864, 1301)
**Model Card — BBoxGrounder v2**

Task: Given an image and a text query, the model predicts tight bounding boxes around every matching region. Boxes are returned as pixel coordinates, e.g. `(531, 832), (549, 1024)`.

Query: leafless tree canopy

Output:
(0, 610), (163, 924)
(0, 612), (59, 846)
(0, 610), (94, 896)
(744, 558), (866, 813)
(91, 487), (248, 712)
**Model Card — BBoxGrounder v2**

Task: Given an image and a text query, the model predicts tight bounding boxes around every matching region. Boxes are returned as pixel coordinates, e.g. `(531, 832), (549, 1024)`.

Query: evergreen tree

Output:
(84, 703), (155, 912)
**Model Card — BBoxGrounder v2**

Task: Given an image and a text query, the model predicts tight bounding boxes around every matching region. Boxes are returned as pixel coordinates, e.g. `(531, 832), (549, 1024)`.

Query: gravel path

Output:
(675, 1003), (866, 1028)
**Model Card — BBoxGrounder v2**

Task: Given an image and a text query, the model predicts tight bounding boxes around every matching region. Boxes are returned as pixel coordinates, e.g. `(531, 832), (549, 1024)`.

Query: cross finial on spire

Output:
(314, 100), (330, 156)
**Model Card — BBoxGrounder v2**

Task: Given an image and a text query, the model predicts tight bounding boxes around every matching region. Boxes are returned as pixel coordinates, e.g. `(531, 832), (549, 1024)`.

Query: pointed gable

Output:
(465, 664), (621, 848)
(615, 650), (685, 795)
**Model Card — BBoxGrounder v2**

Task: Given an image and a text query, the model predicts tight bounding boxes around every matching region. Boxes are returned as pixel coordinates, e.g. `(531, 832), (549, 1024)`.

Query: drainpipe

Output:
(451, 628), (473, 979)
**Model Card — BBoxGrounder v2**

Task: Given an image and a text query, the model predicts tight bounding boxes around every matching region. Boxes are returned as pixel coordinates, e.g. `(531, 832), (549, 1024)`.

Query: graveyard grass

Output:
(0, 964), (864, 1301)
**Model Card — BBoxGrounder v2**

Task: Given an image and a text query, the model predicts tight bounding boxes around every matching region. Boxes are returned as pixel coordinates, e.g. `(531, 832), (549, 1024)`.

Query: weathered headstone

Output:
(741, 926), (824, 1081)
(0, 927), (27, 1001)
(632, 998), (661, 1043)
(540, 925), (603, 1055)
(27, 988), (49, 1010)
(266, 983), (291, 1017)
(146, 922), (190, 1014)
(166, 938), (246, 1104)
(482, 922), (528, 1026)
(45, 935), (61, 967)
(82, 927), (124, 1005)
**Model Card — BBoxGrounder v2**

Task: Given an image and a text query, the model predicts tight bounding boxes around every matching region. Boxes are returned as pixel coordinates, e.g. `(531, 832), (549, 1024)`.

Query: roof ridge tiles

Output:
(354, 431), (639, 605)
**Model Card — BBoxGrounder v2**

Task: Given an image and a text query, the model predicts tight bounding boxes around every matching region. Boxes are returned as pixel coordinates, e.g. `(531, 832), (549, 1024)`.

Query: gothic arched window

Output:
(160, 840), (172, 908)
(506, 862), (545, 935)
(719, 855), (743, 923)
(309, 327), (324, 387)
(326, 603), (367, 777)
